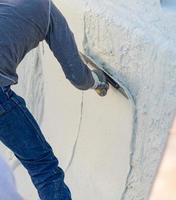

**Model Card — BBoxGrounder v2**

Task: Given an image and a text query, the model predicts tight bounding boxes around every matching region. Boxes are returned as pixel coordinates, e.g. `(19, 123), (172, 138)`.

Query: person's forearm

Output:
(45, 1), (94, 90)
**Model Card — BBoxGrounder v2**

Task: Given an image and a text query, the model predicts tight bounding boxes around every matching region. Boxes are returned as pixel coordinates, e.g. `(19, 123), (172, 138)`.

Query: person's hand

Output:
(91, 69), (109, 97)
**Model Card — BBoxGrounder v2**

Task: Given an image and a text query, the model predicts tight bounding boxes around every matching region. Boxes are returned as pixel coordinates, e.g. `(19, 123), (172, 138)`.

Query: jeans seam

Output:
(0, 89), (17, 115)
(1, 86), (12, 98)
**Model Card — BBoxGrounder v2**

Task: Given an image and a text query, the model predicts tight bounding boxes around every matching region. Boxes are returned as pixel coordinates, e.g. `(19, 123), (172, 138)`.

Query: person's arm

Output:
(45, 1), (94, 90)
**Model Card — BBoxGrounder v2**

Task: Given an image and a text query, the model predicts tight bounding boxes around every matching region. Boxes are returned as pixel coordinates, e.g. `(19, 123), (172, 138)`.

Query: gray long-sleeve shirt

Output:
(0, 0), (94, 90)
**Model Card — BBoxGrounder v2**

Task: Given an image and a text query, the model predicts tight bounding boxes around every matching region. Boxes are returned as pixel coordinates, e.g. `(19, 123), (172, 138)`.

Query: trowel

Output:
(79, 52), (128, 99)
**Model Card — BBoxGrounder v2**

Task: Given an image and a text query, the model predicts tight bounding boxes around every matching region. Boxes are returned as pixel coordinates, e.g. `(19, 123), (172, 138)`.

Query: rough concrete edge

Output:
(82, 13), (137, 199)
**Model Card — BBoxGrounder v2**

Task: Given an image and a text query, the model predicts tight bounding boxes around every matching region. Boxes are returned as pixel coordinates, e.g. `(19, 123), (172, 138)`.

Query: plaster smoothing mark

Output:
(65, 92), (84, 172)
(83, 11), (136, 199)
(82, 2), (176, 199)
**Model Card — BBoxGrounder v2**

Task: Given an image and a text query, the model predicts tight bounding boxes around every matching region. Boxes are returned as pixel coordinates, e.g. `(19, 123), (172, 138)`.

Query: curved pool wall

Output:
(54, 0), (176, 199)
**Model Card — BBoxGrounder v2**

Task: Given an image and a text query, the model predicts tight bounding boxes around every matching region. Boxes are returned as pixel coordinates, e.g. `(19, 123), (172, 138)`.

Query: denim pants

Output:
(0, 85), (72, 200)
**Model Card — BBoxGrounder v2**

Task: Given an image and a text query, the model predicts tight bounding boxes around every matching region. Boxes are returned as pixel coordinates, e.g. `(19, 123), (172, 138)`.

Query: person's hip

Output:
(0, 85), (24, 116)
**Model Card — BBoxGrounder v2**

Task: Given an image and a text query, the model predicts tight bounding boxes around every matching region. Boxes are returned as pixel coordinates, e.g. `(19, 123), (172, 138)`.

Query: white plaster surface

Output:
(42, 43), (132, 200)
(53, 0), (176, 199)
(0, 0), (176, 199)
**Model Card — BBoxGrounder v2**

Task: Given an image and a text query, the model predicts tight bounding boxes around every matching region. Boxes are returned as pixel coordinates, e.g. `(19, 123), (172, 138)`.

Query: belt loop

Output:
(0, 104), (6, 116)
(0, 86), (5, 97)
(1, 85), (11, 98)
(0, 86), (4, 93)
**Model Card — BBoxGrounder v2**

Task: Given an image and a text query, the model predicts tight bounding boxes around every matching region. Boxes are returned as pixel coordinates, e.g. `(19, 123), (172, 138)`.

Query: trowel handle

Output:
(95, 83), (109, 97)
(79, 52), (128, 99)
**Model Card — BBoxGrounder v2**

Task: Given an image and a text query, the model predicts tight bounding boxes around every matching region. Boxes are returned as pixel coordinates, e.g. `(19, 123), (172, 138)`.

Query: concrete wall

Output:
(0, 0), (176, 199)
(52, 0), (176, 199)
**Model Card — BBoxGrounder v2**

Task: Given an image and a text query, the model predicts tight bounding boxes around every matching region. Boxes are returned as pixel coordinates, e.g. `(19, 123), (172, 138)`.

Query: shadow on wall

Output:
(160, 0), (176, 10)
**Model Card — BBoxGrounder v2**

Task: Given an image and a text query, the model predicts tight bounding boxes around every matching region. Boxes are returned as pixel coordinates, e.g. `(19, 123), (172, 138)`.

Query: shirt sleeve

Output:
(45, 1), (94, 90)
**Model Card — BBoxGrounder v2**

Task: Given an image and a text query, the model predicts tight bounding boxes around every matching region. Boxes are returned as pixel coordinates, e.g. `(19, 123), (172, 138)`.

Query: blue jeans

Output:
(0, 85), (72, 200)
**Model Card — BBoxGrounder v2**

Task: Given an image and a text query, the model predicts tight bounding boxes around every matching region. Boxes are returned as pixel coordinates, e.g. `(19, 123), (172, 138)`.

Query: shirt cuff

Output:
(91, 71), (100, 89)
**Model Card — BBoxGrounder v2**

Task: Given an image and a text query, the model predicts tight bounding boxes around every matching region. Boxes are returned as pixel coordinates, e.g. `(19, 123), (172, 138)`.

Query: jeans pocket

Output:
(11, 92), (26, 106)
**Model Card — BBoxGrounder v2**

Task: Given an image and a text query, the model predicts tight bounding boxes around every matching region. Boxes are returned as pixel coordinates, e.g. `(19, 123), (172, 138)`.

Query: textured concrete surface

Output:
(55, 0), (176, 199)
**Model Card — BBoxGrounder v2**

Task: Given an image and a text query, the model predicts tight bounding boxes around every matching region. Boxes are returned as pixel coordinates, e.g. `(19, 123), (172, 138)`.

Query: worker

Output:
(0, 0), (109, 200)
